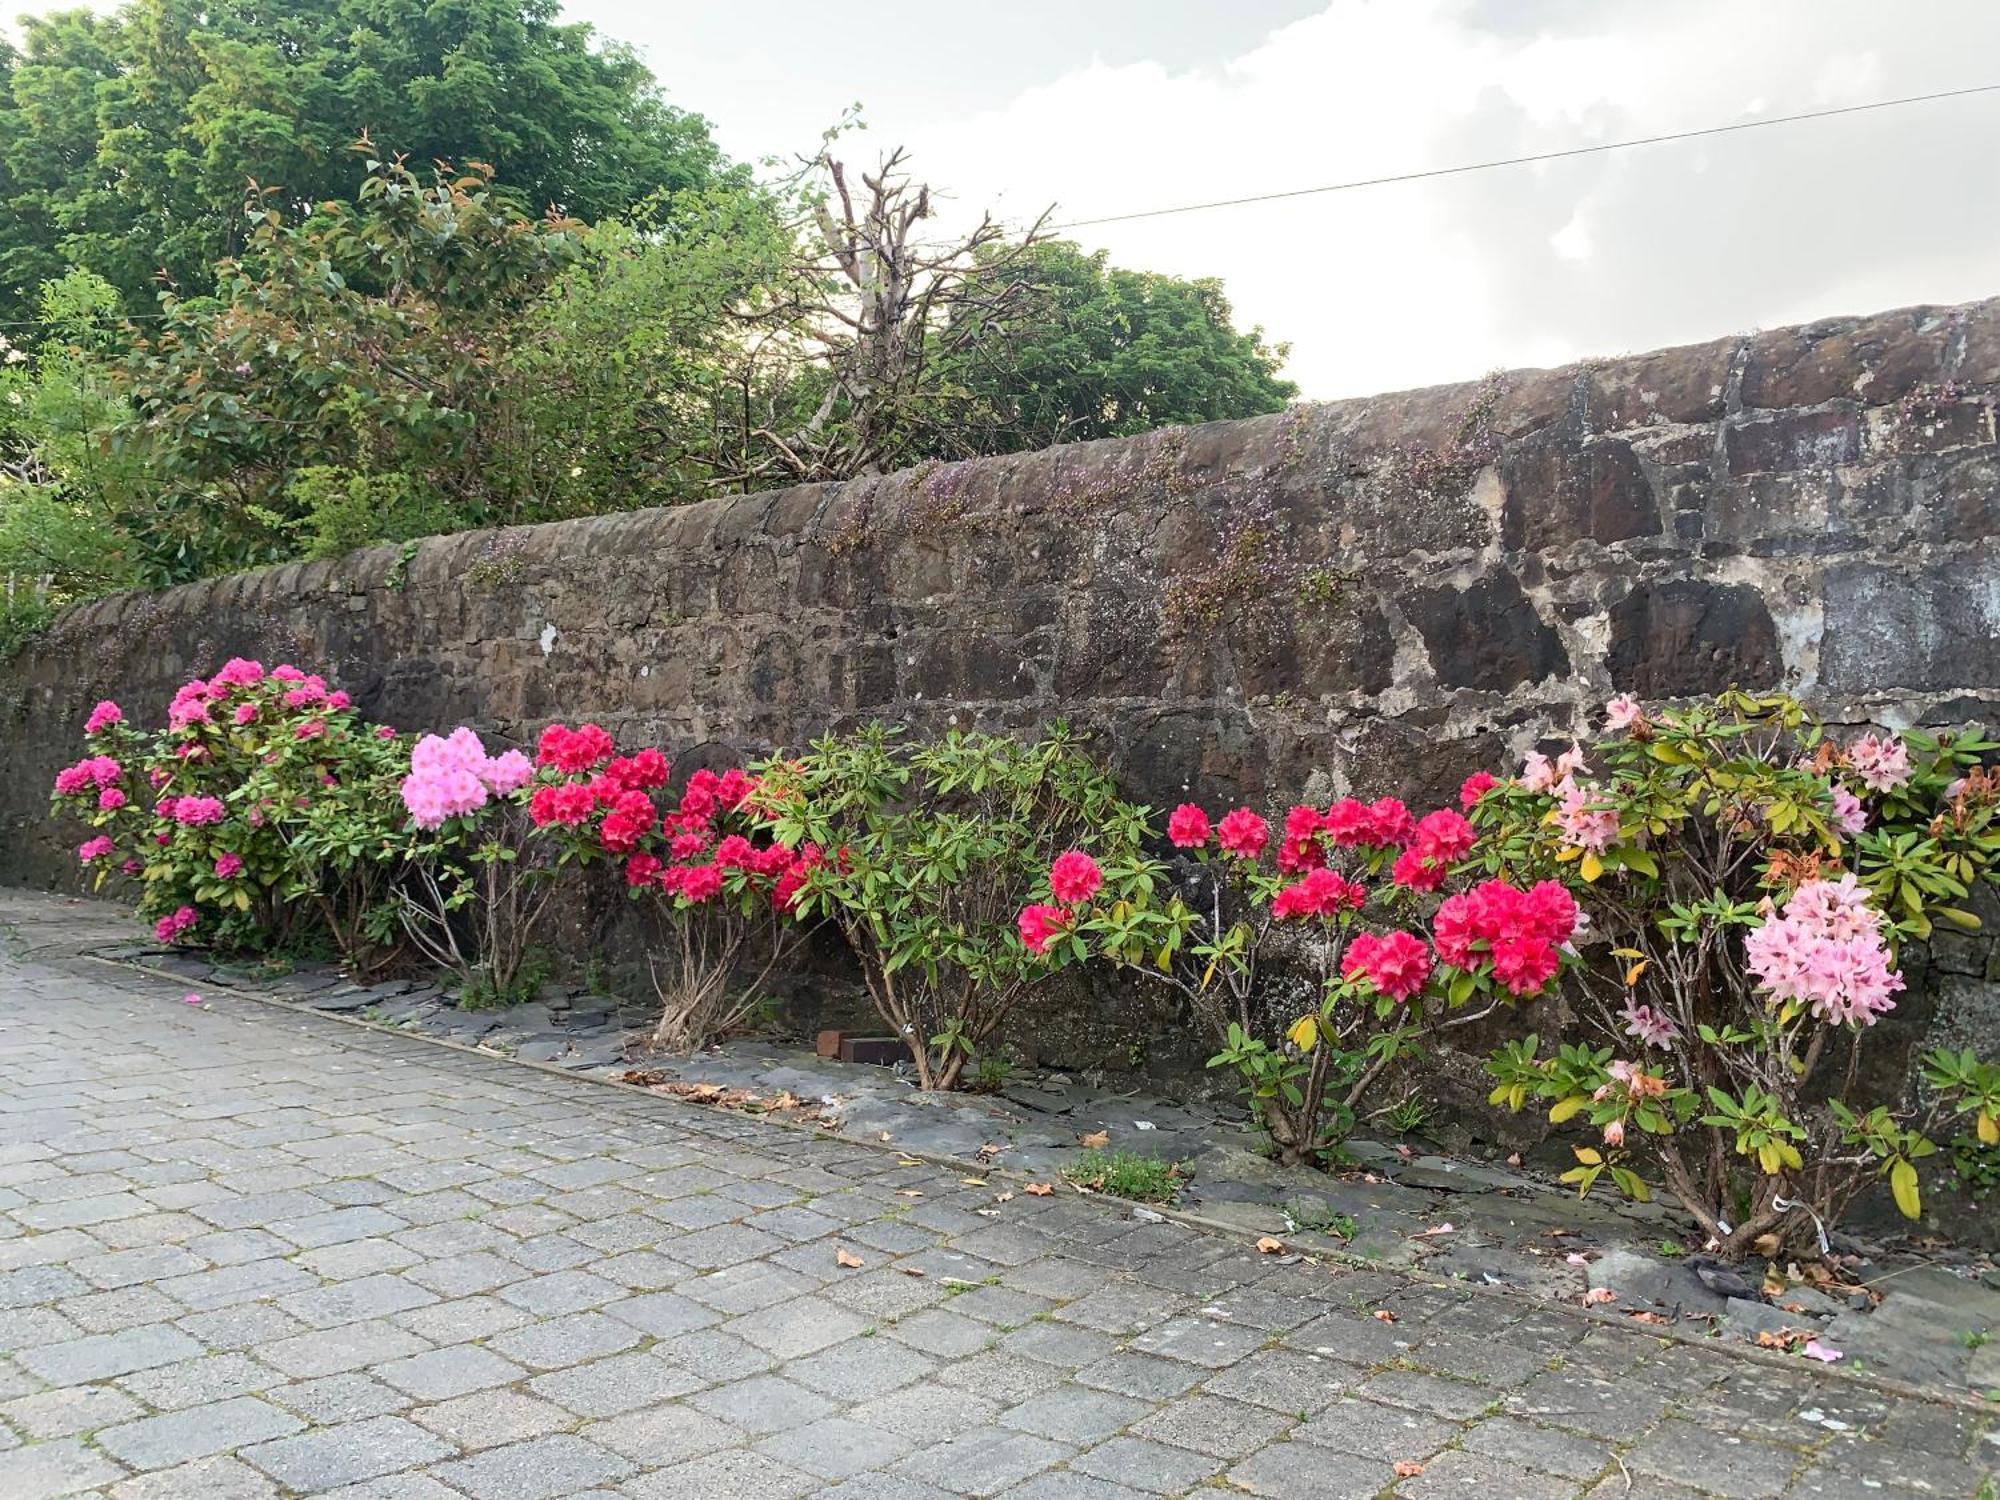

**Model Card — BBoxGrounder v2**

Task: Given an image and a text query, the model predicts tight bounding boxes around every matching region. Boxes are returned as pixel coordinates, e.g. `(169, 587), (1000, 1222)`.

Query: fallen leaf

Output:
(960, 1177), (988, 1187)
(1754, 1329), (1794, 1350)
(1565, 1253), (1591, 1267)
(1581, 1288), (1617, 1305)
(1415, 1222), (1456, 1237)
(1256, 1236), (1287, 1254)
(992, 1192), (1015, 1204)
(896, 1265), (927, 1278)
(1626, 1309), (1672, 1325)
(1393, 1461), (1425, 1478)
(1078, 1130), (1111, 1149)
(1024, 1183), (1054, 1196)
(835, 1247), (864, 1269)
(1372, 1309), (1398, 1323)
(879, 1132), (894, 1142)
(896, 1156), (922, 1167)
(1395, 1144), (1414, 1159)
(1505, 1152), (1523, 1168)
(1801, 1339), (1845, 1363)
(897, 1190), (924, 1198)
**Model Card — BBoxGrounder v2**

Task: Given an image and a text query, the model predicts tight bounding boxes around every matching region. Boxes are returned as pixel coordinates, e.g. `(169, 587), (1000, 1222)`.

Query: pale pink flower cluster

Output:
(400, 728), (536, 830)
(1554, 779), (1620, 854)
(1604, 695), (1644, 731)
(1743, 875), (1904, 1027)
(1831, 784), (1867, 836)
(1520, 743), (1587, 795)
(1619, 1001), (1680, 1048)
(1847, 734), (1911, 794)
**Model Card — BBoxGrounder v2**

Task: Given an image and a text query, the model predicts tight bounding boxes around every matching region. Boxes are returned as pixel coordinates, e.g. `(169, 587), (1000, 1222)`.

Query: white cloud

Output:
(890, 0), (2000, 397)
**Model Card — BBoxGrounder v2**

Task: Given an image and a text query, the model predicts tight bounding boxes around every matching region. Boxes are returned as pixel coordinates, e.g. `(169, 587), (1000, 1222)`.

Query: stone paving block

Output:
(1129, 1315), (1269, 1368)
(1291, 1397), (1459, 1463)
(1076, 1350), (1206, 1400)
(687, 1372), (838, 1434)
(654, 1327), (777, 1381)
(391, 1294), (534, 1346)
(1069, 1434), (1227, 1494)
(579, 1402), (740, 1463)
(408, 1390), (572, 1450)
(117, 1350), (283, 1409)
(623, 1447), (817, 1499)
(728, 1299), (870, 1358)
(485, 1310), (642, 1370)
(1457, 1415), (1614, 1480)
(241, 1415), (453, 1492)
(2, 1382), (146, 1439)
(600, 1288), (721, 1337)
(279, 1273), (437, 1328)
(1226, 1438), (1395, 1499)
(936, 1349), (1069, 1404)
(16, 1323), (202, 1385)
(787, 1336), (937, 1399)
(96, 1394), (305, 1470)
(990, 1475), (1152, 1500)
(0, 1435), (130, 1499)
(57, 1284), (186, 1334)
(999, 1320), (1119, 1368)
(261, 1317), (432, 1378)
(1198, 1347), (1361, 1412)
(173, 1301), (308, 1350)
(372, 1343), (525, 1400)
(1623, 1419), (1807, 1499)
(1394, 1447), (1580, 1499)
(1357, 1369), (1501, 1421)
(295, 1237), (422, 1281)
(885, 1306), (995, 1358)
(890, 1424), (1072, 1497)
(846, 1383), (1002, 1443)
(524, 1349), (700, 1416)
(429, 1433), (637, 1500)
(756, 1415), (918, 1479)
(268, 1372), (415, 1423)
(1508, 1368), (1675, 1440)
(810, 1477), (958, 1500)
(399, 1249), (525, 1300)
(106, 1452), (280, 1499)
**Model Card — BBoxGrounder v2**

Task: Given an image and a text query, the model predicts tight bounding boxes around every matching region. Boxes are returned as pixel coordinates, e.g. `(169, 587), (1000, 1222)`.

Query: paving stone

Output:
(485, 1310), (642, 1369)
(373, 1343), (525, 1400)
(242, 1415), (453, 1492)
(408, 1390), (573, 1450)
(1623, 1419), (1807, 1498)
(280, 1273), (437, 1328)
(16, 1323), (202, 1385)
(885, 1306), (994, 1358)
(1226, 1439), (1394, 1499)
(106, 1452), (280, 1499)
(261, 1318), (432, 1378)
(890, 1425), (1072, 1497)
(623, 1447), (817, 1499)
(727, 1299), (870, 1358)
(1130, 1315), (1269, 1368)
(429, 1434), (636, 1500)
(268, 1372), (415, 1423)
(788, 1337), (938, 1399)
(0, 1436), (130, 1499)
(1291, 1397), (1459, 1462)
(1356, 1369), (1500, 1421)
(847, 1383), (1003, 1443)
(96, 1395), (305, 1470)
(580, 1402), (739, 1463)
(524, 1350), (699, 1416)
(1394, 1447), (1579, 1499)
(1457, 1416), (1614, 1480)
(687, 1373), (838, 1434)
(757, 1415), (917, 1479)
(1076, 1351), (1205, 1400)
(1069, 1434), (1226, 1494)
(3, 1383), (147, 1439)
(1002, 1386), (1155, 1443)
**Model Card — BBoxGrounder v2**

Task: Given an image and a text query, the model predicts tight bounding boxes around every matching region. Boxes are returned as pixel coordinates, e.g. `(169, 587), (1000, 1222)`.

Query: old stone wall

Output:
(3, 296), (1998, 1137)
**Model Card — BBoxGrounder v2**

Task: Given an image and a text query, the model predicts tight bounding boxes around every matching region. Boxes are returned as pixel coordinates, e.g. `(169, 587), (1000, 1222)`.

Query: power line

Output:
(1048, 80), (2000, 231)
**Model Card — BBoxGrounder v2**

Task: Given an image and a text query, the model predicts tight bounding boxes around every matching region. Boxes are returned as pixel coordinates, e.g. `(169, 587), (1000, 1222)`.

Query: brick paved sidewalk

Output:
(0, 913), (1992, 1498)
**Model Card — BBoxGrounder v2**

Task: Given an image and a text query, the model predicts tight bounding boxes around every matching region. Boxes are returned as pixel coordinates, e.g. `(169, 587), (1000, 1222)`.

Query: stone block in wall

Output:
(1587, 333), (1738, 430)
(1603, 580), (1782, 698)
(1400, 571), (1568, 690)
(1739, 307), (1954, 410)
(1818, 557), (2000, 695)
(1497, 432), (1660, 551)
(1722, 408), (1861, 476)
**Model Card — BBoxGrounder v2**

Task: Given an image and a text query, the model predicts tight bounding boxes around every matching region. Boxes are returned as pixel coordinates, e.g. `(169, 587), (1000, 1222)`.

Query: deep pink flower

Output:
(1049, 850), (1103, 905)
(295, 718), (326, 741)
(1166, 803), (1211, 848)
(1342, 930), (1432, 1001)
(1459, 770), (1498, 810)
(1216, 807), (1269, 858)
(213, 853), (244, 879)
(1411, 808), (1476, 863)
(1390, 848), (1446, 891)
(77, 836), (114, 864)
(84, 700), (123, 735)
(1018, 903), (1069, 955)
(625, 853), (663, 887)
(1271, 867), (1364, 920)
(97, 787), (126, 811)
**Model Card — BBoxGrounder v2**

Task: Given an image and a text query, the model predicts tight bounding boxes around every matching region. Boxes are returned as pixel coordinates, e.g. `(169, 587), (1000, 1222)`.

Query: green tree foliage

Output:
(0, 0), (729, 314)
(945, 241), (1295, 452)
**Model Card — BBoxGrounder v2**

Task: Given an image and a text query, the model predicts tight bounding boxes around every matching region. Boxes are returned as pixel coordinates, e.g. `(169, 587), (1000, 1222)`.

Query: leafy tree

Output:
(943, 241), (1295, 453)
(0, 0), (731, 315)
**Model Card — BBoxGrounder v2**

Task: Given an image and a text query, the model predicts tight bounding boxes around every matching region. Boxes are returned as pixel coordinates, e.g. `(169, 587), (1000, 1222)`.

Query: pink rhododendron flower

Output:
(1216, 807), (1269, 858)
(1277, 804), (1326, 872)
(213, 853), (243, 879)
(173, 796), (226, 827)
(1831, 784), (1867, 835)
(625, 853), (662, 887)
(1619, 1001), (1680, 1048)
(529, 782), (596, 827)
(295, 718), (326, 741)
(326, 690), (351, 711)
(153, 906), (198, 943)
(233, 702), (258, 725)
(1390, 848), (1447, 891)
(1411, 808), (1476, 864)
(1367, 798), (1416, 847)
(1018, 903), (1068, 955)
(1554, 780), (1620, 855)
(1459, 770), (1498, 810)
(1744, 876), (1903, 1026)
(1342, 930), (1432, 1001)
(1604, 695), (1644, 731)
(211, 657), (265, 688)
(481, 750), (534, 796)
(77, 836), (114, 863)
(1271, 867), (1364, 919)
(1519, 751), (1557, 794)
(536, 722), (615, 774)
(678, 863), (724, 903)
(375, 725), (398, 740)
(1601, 1118), (1626, 1148)
(1322, 798), (1374, 846)
(84, 700), (123, 735)
(1847, 734), (1911, 794)
(1431, 879), (1576, 996)
(1166, 803), (1211, 848)
(271, 664), (306, 682)
(121, 859), (142, 876)
(669, 831), (711, 861)
(97, 787), (126, 811)
(1049, 850), (1103, 905)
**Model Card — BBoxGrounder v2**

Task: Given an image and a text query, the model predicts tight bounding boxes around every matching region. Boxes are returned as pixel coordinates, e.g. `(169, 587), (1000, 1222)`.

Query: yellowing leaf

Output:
(1286, 1014), (1318, 1052)
(1572, 1146), (1603, 1166)
(1580, 852), (1604, 883)
(1624, 959), (1649, 987)
(1549, 1096), (1588, 1125)
(959, 1177), (988, 1187)
(1078, 1130), (1110, 1149)
(1978, 1111), (1998, 1146)
(1889, 1158), (1922, 1221)
(835, 1247), (864, 1269)
(1024, 1182), (1054, 1196)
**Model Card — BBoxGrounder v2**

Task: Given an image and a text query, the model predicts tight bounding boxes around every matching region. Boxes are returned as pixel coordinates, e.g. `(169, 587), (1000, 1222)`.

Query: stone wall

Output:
(3, 295), (1998, 1135)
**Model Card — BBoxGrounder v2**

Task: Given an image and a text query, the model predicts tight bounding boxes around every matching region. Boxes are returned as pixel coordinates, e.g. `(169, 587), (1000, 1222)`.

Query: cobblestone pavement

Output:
(0, 915), (1993, 1498)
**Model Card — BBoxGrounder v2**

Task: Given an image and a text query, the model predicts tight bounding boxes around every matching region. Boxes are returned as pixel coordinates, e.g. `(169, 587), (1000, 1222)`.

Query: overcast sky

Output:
(9, 0), (2000, 398)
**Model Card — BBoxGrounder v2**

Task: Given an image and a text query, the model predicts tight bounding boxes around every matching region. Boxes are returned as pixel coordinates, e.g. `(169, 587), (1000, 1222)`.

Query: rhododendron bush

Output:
(1476, 692), (2000, 1258)
(393, 725), (564, 1007)
(1042, 788), (1580, 1165)
(48, 661), (407, 968)
(754, 724), (1148, 1091)
(528, 732), (817, 1052)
